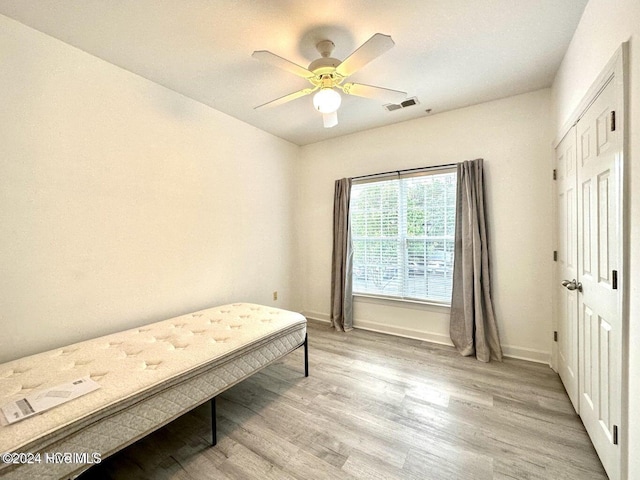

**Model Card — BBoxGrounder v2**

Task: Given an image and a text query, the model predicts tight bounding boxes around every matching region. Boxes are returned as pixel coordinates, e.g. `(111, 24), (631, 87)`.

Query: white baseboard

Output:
(353, 318), (454, 347)
(302, 311), (330, 324)
(301, 310), (550, 365)
(499, 345), (550, 364)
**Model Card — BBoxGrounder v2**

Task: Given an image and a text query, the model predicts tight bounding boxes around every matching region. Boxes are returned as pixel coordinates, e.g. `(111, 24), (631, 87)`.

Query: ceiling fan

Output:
(252, 33), (406, 128)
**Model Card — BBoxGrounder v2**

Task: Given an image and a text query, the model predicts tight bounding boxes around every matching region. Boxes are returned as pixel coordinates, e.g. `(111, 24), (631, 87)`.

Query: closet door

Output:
(555, 127), (578, 411)
(576, 78), (621, 480)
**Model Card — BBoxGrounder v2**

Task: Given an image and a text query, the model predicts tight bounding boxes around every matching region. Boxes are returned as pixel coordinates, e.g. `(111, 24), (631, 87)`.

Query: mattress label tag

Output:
(1, 377), (100, 424)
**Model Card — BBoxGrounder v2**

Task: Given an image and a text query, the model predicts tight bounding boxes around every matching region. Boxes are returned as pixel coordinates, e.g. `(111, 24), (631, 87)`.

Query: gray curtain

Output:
(450, 159), (503, 362)
(330, 178), (353, 331)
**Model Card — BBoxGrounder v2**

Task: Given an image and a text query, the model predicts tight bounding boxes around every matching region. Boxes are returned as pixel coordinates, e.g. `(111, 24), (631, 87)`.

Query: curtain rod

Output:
(351, 163), (458, 181)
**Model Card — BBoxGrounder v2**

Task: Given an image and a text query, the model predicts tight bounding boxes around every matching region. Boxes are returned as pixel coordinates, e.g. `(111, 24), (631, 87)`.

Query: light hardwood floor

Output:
(79, 321), (607, 479)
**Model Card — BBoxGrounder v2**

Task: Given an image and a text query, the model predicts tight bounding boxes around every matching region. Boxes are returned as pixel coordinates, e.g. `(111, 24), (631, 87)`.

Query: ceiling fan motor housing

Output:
(308, 39), (342, 77)
(308, 57), (341, 74)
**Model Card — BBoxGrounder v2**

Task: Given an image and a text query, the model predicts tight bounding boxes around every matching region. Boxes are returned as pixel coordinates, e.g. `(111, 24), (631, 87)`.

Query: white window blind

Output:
(350, 169), (457, 304)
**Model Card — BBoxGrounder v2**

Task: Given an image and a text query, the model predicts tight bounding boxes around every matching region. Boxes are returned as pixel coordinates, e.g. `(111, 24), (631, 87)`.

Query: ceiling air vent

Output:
(384, 97), (419, 112)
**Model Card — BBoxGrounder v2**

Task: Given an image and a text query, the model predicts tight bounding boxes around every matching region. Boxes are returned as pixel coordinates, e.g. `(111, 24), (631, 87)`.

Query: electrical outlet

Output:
(273, 291), (278, 301)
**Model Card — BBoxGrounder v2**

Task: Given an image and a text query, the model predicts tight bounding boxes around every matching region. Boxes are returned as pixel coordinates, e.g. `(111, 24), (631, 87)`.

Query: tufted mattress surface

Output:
(0, 303), (306, 479)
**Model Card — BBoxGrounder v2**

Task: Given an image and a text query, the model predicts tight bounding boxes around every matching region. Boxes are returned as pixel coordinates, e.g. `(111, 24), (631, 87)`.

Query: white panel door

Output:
(576, 78), (621, 480)
(555, 127), (579, 411)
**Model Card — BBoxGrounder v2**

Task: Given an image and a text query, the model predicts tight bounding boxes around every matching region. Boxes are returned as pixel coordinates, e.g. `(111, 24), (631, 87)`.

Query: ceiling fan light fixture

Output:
(313, 88), (341, 113)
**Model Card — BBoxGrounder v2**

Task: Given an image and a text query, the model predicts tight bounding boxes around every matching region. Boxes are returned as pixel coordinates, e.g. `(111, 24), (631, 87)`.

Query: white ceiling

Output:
(0, 0), (588, 146)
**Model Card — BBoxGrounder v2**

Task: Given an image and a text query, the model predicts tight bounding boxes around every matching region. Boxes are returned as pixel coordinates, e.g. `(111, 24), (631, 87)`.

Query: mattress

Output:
(0, 303), (306, 479)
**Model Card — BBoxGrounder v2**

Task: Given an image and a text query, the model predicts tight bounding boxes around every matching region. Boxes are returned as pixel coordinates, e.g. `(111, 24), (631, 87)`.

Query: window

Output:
(350, 169), (457, 304)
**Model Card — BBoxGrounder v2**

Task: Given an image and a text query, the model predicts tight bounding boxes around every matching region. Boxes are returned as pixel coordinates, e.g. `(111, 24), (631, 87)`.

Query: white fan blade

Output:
(252, 50), (315, 79)
(335, 33), (395, 77)
(342, 83), (406, 103)
(323, 111), (338, 128)
(254, 87), (316, 109)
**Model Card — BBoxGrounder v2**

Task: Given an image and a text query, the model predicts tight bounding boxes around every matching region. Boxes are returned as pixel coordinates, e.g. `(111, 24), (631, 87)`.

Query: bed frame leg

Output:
(304, 334), (309, 377)
(210, 396), (217, 446)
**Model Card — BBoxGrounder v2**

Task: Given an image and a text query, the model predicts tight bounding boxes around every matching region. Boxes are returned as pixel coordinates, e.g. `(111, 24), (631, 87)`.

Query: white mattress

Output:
(0, 303), (306, 479)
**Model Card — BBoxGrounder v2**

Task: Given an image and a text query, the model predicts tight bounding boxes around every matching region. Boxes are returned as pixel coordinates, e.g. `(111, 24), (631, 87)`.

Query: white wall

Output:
(297, 89), (554, 363)
(0, 15), (299, 363)
(551, 0), (640, 477)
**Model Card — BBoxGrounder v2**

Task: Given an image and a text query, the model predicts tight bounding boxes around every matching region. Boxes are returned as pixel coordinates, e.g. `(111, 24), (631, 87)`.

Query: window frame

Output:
(350, 166), (457, 306)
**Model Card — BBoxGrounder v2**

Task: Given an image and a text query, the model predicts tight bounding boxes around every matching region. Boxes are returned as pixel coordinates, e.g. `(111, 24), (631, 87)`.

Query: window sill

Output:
(353, 293), (451, 309)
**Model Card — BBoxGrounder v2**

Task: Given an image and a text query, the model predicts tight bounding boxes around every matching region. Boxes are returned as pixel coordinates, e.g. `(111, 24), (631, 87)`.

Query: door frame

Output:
(551, 42), (628, 479)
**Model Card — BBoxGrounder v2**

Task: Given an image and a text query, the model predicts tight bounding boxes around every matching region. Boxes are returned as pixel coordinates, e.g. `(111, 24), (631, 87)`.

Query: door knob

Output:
(562, 279), (583, 292)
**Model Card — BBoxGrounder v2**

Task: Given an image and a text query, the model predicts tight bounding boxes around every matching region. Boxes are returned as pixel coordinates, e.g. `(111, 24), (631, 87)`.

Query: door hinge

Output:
(553, 169), (557, 180)
(613, 425), (619, 445)
(553, 251), (558, 262)
(611, 111), (616, 132)
(612, 270), (618, 290)
(553, 331), (558, 342)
